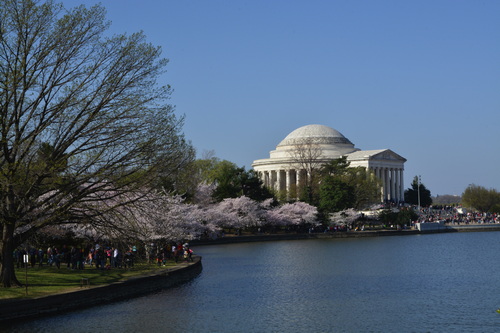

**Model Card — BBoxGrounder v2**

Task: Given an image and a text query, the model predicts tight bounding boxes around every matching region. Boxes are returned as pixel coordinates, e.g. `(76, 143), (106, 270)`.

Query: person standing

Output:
(106, 247), (112, 267)
(113, 247), (120, 268)
(38, 248), (44, 267)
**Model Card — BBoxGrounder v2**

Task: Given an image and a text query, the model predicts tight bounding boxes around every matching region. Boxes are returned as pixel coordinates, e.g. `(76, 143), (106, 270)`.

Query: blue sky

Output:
(64, 0), (499, 196)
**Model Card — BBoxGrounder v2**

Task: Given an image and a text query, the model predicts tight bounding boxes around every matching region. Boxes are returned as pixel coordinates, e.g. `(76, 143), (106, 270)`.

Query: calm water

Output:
(4, 232), (500, 332)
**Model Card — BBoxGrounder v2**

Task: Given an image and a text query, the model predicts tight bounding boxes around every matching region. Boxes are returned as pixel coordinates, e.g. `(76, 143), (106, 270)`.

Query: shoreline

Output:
(2, 223), (499, 324)
(0, 256), (202, 324)
(191, 223), (500, 245)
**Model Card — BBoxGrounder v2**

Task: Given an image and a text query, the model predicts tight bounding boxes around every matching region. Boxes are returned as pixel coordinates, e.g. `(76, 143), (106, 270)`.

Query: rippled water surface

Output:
(4, 232), (500, 332)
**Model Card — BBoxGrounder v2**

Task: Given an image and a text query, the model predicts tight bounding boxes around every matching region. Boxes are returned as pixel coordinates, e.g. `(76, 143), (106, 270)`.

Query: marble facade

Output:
(252, 124), (407, 202)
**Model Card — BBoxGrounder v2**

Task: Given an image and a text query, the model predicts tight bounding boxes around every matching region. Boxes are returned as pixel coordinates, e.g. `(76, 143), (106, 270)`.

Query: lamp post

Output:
(23, 254), (29, 296)
(417, 175), (421, 212)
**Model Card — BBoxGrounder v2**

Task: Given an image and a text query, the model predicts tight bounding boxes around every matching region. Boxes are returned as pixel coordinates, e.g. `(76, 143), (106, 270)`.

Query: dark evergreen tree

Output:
(240, 170), (275, 202)
(404, 176), (432, 206)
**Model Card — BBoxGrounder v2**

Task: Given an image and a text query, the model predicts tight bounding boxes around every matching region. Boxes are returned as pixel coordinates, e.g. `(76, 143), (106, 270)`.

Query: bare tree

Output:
(287, 138), (323, 203)
(0, 0), (192, 286)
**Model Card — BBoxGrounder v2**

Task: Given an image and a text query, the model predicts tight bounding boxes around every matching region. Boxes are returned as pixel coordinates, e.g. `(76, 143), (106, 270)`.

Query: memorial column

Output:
(286, 170), (291, 200)
(296, 169), (301, 200)
(384, 168), (390, 201)
(394, 169), (400, 201)
(390, 168), (396, 201)
(399, 168), (405, 201)
(275, 170), (280, 192)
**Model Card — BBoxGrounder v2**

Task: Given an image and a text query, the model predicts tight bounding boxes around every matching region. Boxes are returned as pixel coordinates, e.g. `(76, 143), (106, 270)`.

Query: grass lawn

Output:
(0, 260), (179, 300)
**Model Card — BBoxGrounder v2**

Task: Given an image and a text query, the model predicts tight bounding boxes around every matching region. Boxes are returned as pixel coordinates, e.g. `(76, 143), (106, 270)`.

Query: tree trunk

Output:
(0, 223), (21, 287)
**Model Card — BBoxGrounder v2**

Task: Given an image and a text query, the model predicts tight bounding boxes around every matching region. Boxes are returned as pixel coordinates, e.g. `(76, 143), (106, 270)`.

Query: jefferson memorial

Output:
(252, 124), (407, 202)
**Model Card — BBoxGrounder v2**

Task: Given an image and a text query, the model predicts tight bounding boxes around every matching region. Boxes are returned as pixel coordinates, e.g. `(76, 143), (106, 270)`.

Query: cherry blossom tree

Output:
(192, 183), (216, 206)
(265, 201), (319, 227)
(216, 196), (265, 230)
(34, 189), (322, 251)
(35, 189), (212, 249)
(328, 208), (362, 228)
(101, 191), (213, 243)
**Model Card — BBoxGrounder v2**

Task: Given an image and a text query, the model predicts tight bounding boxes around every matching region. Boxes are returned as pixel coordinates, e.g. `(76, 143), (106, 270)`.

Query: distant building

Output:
(252, 124), (406, 202)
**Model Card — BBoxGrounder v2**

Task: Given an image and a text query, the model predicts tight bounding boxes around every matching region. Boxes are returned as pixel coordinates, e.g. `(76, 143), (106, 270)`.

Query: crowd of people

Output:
(13, 245), (136, 270)
(12, 242), (194, 271)
(147, 242), (194, 266)
(415, 206), (499, 224)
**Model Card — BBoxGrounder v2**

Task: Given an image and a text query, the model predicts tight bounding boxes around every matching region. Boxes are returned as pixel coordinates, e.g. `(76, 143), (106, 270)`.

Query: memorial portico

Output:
(252, 124), (407, 202)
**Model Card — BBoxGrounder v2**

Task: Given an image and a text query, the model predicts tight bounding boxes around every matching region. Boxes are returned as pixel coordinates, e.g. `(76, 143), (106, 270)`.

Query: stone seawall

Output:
(192, 225), (500, 245)
(191, 230), (421, 245)
(416, 222), (500, 233)
(446, 224), (500, 232)
(0, 256), (202, 324)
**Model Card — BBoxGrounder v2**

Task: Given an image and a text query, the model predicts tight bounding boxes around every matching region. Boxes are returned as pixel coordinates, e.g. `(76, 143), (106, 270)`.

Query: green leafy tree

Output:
(404, 176), (432, 207)
(320, 156), (351, 176)
(461, 184), (500, 213)
(318, 157), (381, 213)
(343, 167), (381, 209)
(194, 154), (221, 183)
(0, 0), (191, 287)
(319, 176), (355, 213)
(198, 160), (273, 202)
(318, 156), (350, 212)
(210, 161), (244, 201)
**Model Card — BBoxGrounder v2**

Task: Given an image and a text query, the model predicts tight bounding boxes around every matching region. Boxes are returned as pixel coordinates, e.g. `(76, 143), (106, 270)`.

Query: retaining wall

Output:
(0, 256), (202, 324)
(191, 230), (422, 245)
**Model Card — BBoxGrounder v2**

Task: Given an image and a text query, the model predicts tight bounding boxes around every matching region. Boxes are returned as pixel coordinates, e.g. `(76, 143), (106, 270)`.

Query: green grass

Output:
(0, 260), (179, 300)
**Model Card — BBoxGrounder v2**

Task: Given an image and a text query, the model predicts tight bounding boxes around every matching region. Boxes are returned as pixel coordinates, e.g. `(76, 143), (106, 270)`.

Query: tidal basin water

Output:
(5, 232), (500, 332)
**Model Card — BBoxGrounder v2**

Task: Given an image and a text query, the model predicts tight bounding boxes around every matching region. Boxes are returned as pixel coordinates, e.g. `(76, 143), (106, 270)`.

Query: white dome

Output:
(267, 124), (358, 160)
(278, 125), (352, 147)
(251, 123), (406, 203)
(277, 124), (353, 147)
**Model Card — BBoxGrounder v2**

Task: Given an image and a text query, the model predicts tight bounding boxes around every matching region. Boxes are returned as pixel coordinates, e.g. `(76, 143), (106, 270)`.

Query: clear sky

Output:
(64, 0), (499, 196)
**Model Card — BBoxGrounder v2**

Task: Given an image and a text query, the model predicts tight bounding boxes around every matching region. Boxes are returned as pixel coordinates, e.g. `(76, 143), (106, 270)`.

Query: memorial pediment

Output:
(371, 150), (407, 162)
(346, 149), (407, 162)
